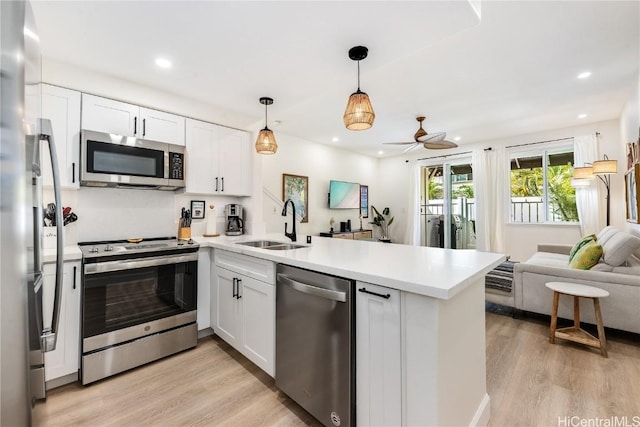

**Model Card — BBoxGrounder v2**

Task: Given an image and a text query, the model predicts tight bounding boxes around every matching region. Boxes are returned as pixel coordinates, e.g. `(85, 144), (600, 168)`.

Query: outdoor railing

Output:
(420, 197), (563, 223)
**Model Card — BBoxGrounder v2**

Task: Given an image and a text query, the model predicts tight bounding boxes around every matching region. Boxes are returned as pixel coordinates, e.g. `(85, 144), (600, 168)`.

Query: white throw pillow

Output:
(597, 226), (618, 246)
(601, 232), (640, 267)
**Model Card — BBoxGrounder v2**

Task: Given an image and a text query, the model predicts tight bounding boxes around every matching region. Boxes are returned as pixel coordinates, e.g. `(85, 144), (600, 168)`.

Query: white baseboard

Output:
(470, 393), (491, 427)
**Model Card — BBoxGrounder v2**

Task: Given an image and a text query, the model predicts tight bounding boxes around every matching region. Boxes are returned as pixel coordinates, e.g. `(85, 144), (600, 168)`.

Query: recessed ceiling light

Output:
(454, 136), (461, 141)
(578, 113), (587, 119)
(274, 120), (282, 125)
(577, 71), (591, 79)
(378, 150), (384, 155)
(332, 137), (339, 142)
(155, 58), (172, 69)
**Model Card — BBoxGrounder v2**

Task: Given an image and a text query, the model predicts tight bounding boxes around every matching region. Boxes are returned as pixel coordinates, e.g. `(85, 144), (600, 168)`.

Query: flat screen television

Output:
(329, 180), (360, 209)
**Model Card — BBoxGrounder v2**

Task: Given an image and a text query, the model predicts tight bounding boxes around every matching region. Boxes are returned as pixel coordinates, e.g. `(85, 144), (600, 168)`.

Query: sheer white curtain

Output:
(574, 134), (603, 235)
(472, 147), (507, 252)
(404, 163), (421, 245)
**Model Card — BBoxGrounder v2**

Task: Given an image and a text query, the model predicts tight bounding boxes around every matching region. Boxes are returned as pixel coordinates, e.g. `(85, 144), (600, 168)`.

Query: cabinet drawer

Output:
(353, 231), (372, 240)
(332, 233), (354, 240)
(214, 250), (275, 284)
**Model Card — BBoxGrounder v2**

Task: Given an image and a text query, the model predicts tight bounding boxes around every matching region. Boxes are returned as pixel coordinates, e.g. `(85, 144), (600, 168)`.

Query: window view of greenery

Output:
(510, 150), (578, 223)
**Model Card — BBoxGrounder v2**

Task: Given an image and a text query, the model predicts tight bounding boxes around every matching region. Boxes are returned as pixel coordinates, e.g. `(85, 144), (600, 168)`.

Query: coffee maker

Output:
(224, 204), (244, 236)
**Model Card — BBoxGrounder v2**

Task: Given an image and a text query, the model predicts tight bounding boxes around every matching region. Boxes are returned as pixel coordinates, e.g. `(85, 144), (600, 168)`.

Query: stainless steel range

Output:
(78, 237), (198, 384)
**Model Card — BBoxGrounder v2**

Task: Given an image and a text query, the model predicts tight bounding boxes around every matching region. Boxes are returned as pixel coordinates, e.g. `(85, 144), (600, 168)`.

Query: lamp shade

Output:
(572, 166), (594, 180)
(343, 90), (375, 131)
(592, 159), (617, 175)
(255, 128), (277, 154)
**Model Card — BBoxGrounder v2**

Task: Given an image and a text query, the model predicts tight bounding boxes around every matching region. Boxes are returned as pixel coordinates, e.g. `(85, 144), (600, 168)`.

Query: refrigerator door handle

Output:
(39, 118), (63, 352)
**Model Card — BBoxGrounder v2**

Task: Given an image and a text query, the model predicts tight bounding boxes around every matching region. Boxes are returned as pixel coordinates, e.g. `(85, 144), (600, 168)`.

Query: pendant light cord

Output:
(357, 60), (361, 91)
(264, 103), (268, 129)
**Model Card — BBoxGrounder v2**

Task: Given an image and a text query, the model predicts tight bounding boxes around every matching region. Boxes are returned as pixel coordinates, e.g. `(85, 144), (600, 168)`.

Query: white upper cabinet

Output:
(81, 94), (138, 137)
(41, 84), (81, 189)
(139, 107), (186, 146)
(81, 94), (185, 146)
(185, 118), (251, 196)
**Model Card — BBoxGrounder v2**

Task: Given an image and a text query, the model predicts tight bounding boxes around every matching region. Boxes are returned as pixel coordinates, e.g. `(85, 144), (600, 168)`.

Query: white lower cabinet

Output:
(356, 281), (402, 426)
(43, 261), (81, 383)
(212, 250), (275, 376)
(197, 249), (211, 331)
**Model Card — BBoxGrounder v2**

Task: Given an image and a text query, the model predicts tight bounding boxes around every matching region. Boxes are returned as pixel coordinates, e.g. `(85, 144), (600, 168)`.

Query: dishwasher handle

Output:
(277, 273), (346, 303)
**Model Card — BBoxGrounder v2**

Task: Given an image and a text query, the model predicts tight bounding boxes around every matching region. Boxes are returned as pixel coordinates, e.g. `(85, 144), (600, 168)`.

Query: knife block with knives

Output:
(178, 207), (192, 240)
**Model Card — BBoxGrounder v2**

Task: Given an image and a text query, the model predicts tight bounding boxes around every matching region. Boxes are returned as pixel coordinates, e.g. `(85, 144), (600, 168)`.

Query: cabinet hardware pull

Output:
(73, 266), (77, 290)
(237, 278), (242, 299)
(358, 287), (390, 299)
(134, 117), (137, 135)
(142, 118), (146, 137)
(72, 162), (75, 183)
(215, 177), (219, 192)
(232, 277), (237, 298)
(221, 177), (224, 192)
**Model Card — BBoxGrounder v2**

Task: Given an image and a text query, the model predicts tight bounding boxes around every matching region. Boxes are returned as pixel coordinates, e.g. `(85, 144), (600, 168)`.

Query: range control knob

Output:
(104, 245), (114, 252)
(188, 238), (194, 245)
(89, 246), (99, 254)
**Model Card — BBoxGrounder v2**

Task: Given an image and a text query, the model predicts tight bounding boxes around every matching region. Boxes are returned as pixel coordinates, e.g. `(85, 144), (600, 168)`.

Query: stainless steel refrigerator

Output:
(1, 1), (64, 424)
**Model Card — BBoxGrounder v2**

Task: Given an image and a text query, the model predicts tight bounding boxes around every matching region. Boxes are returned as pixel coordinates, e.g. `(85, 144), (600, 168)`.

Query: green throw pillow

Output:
(569, 241), (603, 270)
(569, 233), (596, 262)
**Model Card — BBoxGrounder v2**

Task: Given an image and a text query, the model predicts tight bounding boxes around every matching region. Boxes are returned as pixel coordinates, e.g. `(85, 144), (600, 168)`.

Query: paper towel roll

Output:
(206, 209), (217, 235)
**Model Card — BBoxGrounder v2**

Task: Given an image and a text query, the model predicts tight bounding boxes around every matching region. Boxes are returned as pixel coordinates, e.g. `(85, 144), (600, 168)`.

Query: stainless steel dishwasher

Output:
(276, 264), (355, 427)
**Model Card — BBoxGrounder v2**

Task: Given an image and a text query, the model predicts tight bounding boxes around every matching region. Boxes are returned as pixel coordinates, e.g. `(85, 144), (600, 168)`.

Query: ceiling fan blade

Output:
(423, 140), (458, 149)
(417, 131), (447, 143)
(383, 141), (418, 145)
(403, 144), (422, 153)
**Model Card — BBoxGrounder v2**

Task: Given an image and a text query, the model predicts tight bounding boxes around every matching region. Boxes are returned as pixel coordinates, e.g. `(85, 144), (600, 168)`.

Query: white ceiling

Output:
(32, 1), (639, 158)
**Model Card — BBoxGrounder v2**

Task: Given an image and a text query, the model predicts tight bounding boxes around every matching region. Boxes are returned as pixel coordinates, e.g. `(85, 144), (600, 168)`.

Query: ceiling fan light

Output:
(255, 128), (277, 154)
(343, 90), (375, 131)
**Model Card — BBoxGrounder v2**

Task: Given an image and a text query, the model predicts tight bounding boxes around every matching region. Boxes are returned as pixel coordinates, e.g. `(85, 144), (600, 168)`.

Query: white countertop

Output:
(43, 245), (83, 263)
(196, 233), (505, 300)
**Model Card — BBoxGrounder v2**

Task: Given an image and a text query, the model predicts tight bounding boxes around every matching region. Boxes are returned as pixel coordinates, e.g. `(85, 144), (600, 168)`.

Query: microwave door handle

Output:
(39, 118), (63, 352)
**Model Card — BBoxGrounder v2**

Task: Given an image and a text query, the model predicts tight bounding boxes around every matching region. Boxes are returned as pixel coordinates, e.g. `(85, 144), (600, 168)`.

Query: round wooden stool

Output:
(545, 281), (609, 357)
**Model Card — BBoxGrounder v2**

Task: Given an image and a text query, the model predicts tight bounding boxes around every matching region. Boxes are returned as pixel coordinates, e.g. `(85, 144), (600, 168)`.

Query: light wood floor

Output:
(36, 309), (640, 427)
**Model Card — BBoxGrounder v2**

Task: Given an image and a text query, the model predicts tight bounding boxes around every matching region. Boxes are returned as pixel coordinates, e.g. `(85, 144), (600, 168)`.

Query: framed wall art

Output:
(625, 164), (640, 223)
(282, 173), (309, 223)
(191, 200), (205, 219)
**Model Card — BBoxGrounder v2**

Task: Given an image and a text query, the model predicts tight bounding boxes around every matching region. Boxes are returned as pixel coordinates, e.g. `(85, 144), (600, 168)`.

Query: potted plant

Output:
(370, 206), (394, 241)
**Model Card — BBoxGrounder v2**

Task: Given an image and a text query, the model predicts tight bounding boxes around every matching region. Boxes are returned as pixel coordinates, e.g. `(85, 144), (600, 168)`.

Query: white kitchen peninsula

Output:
(197, 234), (504, 427)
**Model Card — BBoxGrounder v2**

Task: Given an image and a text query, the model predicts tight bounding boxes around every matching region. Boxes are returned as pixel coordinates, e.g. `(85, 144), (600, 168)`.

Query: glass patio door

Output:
(420, 159), (476, 249)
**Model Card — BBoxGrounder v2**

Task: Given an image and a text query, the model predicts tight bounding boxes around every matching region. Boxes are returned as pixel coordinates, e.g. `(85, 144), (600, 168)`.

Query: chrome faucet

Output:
(281, 199), (297, 242)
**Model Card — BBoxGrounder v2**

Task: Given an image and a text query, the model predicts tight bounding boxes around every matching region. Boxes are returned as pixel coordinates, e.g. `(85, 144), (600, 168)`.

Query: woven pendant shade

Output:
(343, 90), (375, 131)
(255, 128), (277, 155)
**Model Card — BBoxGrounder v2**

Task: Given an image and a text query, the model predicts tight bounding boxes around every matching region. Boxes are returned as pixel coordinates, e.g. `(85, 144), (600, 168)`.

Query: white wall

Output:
(260, 133), (379, 238)
(378, 119), (624, 262)
(619, 72), (640, 238)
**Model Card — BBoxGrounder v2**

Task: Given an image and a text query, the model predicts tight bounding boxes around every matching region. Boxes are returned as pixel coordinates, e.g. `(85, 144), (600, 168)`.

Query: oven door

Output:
(81, 129), (169, 187)
(82, 253), (197, 349)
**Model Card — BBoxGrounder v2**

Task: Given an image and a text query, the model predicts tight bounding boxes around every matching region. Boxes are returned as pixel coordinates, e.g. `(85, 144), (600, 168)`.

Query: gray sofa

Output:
(511, 227), (640, 334)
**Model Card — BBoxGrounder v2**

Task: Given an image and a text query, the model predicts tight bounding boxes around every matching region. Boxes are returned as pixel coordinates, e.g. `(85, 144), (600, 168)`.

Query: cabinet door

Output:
(81, 94), (138, 137)
(185, 118), (218, 195)
(333, 233), (354, 240)
(239, 276), (274, 376)
(354, 230), (373, 240)
(218, 127), (251, 196)
(356, 282), (402, 426)
(43, 262), (81, 382)
(214, 267), (241, 347)
(139, 107), (186, 146)
(41, 85), (81, 189)
(197, 249), (211, 331)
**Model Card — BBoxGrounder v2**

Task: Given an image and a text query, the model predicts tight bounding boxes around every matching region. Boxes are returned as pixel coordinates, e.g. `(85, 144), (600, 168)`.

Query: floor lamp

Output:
(572, 155), (618, 226)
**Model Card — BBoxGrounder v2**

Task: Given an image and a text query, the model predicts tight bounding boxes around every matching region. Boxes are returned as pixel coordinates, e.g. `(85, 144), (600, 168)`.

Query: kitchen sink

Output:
(263, 243), (306, 250)
(236, 240), (284, 248)
(236, 240), (306, 250)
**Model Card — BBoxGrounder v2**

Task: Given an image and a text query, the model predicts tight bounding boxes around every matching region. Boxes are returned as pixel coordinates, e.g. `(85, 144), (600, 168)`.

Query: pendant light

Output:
(343, 46), (375, 131)
(255, 97), (277, 155)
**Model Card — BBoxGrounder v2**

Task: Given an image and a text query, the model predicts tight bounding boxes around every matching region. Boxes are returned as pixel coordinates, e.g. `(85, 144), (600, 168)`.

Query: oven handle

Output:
(84, 252), (198, 275)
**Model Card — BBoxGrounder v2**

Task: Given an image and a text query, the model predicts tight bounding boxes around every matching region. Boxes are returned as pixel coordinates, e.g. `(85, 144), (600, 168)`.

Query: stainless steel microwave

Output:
(80, 129), (185, 190)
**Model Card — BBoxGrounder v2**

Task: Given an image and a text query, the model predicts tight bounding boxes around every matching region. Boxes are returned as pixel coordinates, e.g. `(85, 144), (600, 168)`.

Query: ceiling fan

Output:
(383, 116), (457, 152)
